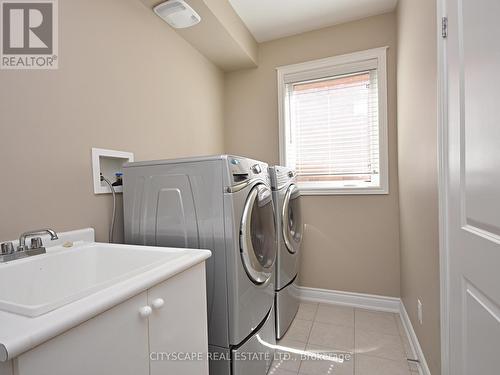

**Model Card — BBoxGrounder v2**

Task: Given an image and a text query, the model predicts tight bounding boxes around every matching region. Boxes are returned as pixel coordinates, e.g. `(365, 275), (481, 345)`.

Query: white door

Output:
(445, 0), (500, 374)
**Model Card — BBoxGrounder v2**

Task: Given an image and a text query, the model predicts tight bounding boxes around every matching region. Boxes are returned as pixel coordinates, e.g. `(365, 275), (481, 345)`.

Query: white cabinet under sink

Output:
(4, 263), (208, 375)
(148, 264), (209, 374)
(16, 292), (150, 375)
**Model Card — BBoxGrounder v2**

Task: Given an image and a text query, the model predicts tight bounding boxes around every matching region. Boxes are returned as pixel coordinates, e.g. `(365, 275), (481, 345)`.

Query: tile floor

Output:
(269, 303), (420, 375)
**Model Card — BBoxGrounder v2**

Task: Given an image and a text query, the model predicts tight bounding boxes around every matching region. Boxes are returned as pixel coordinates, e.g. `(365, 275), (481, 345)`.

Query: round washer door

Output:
(240, 183), (277, 285)
(282, 184), (303, 254)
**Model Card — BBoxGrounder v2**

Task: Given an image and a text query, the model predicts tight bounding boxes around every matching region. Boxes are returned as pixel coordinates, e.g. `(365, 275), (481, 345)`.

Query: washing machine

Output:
(123, 155), (277, 375)
(269, 166), (303, 340)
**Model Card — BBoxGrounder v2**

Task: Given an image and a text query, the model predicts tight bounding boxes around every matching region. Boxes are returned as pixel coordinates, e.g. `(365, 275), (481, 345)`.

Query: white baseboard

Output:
(296, 286), (400, 313)
(399, 301), (431, 375)
(296, 286), (431, 375)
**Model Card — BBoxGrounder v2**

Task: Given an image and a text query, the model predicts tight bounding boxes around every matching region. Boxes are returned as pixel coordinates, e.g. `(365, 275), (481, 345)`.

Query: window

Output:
(277, 47), (389, 195)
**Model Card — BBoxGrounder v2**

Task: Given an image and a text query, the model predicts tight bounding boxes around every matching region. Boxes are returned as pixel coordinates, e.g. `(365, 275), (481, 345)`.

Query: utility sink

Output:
(0, 242), (196, 317)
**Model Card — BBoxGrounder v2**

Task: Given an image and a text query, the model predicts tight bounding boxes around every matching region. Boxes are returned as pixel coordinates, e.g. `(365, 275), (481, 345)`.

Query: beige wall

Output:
(0, 0), (224, 243)
(397, 0), (441, 373)
(225, 13), (401, 297)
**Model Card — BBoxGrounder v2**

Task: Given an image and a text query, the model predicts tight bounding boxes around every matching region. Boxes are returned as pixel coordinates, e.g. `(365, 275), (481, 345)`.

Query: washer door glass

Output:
(240, 184), (277, 284)
(282, 184), (302, 254)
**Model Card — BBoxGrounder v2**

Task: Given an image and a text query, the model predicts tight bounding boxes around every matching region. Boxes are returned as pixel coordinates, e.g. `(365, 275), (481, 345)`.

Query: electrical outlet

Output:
(417, 299), (423, 325)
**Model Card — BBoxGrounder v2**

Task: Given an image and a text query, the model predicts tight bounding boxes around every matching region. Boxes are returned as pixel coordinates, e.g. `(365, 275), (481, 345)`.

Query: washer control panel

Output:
(228, 157), (269, 185)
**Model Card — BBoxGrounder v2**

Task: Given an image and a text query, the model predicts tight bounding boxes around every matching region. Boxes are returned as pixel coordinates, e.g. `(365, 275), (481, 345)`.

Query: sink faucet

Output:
(0, 228), (59, 263)
(18, 228), (58, 251)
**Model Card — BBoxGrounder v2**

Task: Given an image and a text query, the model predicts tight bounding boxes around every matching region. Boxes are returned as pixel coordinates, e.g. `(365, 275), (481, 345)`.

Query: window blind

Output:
(285, 70), (380, 186)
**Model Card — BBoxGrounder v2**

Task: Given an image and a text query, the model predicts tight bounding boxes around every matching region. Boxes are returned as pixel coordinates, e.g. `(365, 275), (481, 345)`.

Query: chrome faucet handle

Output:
(1, 242), (14, 255)
(30, 237), (43, 250)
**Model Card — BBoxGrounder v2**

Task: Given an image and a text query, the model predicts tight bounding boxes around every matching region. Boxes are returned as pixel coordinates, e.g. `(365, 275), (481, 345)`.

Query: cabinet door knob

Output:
(151, 298), (165, 309)
(139, 305), (152, 318)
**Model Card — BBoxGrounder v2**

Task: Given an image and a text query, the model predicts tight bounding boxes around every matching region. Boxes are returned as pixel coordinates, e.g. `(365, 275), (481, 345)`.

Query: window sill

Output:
(298, 186), (389, 196)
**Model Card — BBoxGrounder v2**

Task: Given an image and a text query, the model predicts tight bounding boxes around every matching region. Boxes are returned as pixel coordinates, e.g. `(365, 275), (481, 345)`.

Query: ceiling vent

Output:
(153, 0), (201, 29)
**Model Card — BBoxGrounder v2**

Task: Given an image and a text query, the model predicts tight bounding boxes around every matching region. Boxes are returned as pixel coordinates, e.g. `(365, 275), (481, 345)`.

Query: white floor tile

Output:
(355, 354), (411, 375)
(274, 338), (307, 372)
(308, 322), (354, 352)
(299, 358), (353, 375)
(408, 360), (421, 373)
(355, 309), (400, 336)
(278, 337), (308, 350)
(355, 329), (407, 362)
(296, 303), (319, 321)
(315, 304), (354, 327)
(268, 366), (299, 375)
(282, 319), (313, 343)
(299, 344), (354, 375)
(282, 303), (417, 375)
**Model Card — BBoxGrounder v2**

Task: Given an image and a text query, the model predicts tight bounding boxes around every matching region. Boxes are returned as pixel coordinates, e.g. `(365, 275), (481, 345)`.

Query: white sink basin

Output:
(0, 243), (195, 317)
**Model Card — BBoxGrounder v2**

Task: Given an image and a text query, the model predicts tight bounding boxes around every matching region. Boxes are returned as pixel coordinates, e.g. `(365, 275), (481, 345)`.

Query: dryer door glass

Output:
(282, 184), (303, 254)
(240, 184), (277, 284)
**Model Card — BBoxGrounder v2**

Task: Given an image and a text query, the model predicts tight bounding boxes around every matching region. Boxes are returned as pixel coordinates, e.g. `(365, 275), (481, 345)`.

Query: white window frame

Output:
(277, 47), (389, 195)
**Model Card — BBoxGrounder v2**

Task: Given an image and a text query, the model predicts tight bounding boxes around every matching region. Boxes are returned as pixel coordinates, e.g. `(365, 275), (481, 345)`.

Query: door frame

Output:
(437, 0), (450, 374)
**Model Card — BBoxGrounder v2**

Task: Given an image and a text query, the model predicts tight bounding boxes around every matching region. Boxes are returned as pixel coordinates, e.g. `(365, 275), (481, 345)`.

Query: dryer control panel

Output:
(269, 166), (297, 190)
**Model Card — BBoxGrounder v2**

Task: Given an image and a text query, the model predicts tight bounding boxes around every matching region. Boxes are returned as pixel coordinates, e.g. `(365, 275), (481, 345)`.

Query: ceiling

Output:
(228, 0), (398, 42)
